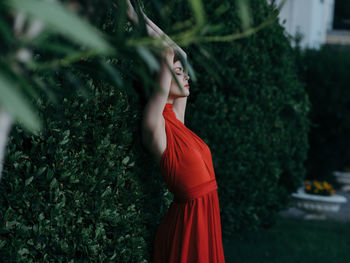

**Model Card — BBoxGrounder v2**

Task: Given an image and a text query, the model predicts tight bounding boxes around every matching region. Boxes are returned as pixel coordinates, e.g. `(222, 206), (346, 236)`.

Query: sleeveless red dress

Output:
(152, 103), (225, 263)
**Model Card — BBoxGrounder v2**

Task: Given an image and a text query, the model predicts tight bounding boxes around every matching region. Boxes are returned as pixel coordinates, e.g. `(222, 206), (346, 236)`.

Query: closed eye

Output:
(174, 67), (183, 73)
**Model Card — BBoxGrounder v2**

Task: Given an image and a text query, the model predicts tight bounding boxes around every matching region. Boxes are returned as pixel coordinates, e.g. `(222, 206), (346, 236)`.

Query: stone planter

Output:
(291, 187), (347, 220)
(333, 171), (350, 192)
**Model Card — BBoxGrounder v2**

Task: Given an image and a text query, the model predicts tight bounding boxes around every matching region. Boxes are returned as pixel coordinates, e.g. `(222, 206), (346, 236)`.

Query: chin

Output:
(173, 92), (189, 98)
(179, 93), (189, 97)
(171, 90), (190, 98)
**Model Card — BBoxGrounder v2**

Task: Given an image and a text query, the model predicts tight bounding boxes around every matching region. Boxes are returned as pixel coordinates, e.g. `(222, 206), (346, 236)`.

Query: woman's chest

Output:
(174, 129), (214, 171)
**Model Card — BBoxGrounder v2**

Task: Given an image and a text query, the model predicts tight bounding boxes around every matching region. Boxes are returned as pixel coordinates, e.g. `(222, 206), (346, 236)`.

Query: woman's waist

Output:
(172, 178), (218, 203)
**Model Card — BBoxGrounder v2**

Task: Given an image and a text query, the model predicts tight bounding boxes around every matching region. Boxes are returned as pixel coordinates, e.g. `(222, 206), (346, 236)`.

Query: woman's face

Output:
(169, 60), (190, 98)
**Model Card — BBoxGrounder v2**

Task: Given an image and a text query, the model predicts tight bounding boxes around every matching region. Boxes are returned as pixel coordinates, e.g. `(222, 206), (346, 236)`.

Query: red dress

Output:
(152, 103), (225, 263)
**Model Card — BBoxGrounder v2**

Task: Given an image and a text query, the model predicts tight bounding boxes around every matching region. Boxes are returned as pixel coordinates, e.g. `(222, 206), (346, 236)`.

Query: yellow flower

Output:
(313, 181), (322, 189)
(305, 180), (336, 196)
(323, 183), (331, 190)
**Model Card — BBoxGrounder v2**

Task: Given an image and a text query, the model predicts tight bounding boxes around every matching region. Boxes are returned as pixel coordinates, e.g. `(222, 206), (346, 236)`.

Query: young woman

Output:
(127, 1), (226, 262)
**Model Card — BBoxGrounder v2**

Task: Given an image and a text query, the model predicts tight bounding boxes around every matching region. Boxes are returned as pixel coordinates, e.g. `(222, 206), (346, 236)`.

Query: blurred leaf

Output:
(115, 0), (127, 39)
(136, 46), (160, 72)
(214, 2), (230, 17)
(0, 15), (13, 45)
(33, 41), (80, 56)
(0, 71), (41, 133)
(188, 0), (206, 28)
(236, 0), (252, 31)
(202, 23), (226, 35)
(101, 60), (123, 87)
(7, 0), (112, 53)
(172, 20), (193, 32)
(0, 60), (40, 100)
(64, 70), (90, 98)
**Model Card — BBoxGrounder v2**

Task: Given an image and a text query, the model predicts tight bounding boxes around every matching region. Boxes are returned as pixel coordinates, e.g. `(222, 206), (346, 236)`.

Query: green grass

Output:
(223, 216), (350, 263)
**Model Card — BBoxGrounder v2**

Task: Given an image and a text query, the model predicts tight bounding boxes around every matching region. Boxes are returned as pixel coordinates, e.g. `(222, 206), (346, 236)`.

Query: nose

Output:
(184, 73), (189, 81)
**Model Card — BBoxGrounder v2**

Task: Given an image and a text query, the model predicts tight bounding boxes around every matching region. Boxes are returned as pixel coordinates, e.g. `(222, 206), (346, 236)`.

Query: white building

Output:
(271, 0), (335, 49)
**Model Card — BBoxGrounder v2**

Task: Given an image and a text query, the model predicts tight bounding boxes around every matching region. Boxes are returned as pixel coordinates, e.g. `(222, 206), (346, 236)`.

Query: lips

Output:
(184, 84), (190, 89)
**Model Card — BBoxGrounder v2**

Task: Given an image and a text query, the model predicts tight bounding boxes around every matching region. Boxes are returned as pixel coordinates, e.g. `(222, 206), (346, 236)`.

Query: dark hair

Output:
(173, 50), (188, 72)
(173, 50), (181, 63)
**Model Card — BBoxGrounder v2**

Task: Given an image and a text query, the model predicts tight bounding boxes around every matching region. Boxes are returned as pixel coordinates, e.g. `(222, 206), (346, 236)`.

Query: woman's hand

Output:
(162, 47), (175, 65)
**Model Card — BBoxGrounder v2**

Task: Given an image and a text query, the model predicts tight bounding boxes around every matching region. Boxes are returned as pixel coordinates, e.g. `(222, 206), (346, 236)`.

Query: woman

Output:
(127, 1), (226, 262)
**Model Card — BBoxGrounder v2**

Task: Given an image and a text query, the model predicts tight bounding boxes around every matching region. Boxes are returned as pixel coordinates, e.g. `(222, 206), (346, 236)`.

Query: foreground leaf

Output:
(7, 0), (112, 53)
(0, 72), (41, 133)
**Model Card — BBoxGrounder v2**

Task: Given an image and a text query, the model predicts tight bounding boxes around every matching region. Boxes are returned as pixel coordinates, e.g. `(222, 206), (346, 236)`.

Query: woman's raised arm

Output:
(126, 1), (189, 123)
(126, 0), (186, 59)
(139, 9), (187, 60)
(126, 0), (175, 163)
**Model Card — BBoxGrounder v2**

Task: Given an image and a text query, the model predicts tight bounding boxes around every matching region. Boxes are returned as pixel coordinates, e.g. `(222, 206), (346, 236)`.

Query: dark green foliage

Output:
(297, 45), (350, 184)
(0, 81), (171, 262)
(0, 0), (311, 261)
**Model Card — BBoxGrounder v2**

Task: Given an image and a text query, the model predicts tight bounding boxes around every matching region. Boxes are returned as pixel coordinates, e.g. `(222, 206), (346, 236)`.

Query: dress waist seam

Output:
(173, 179), (218, 203)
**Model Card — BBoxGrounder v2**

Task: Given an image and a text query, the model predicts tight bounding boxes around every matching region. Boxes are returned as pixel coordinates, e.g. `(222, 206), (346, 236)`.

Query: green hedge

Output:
(297, 45), (350, 184)
(1, 83), (145, 262)
(0, 0), (311, 261)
